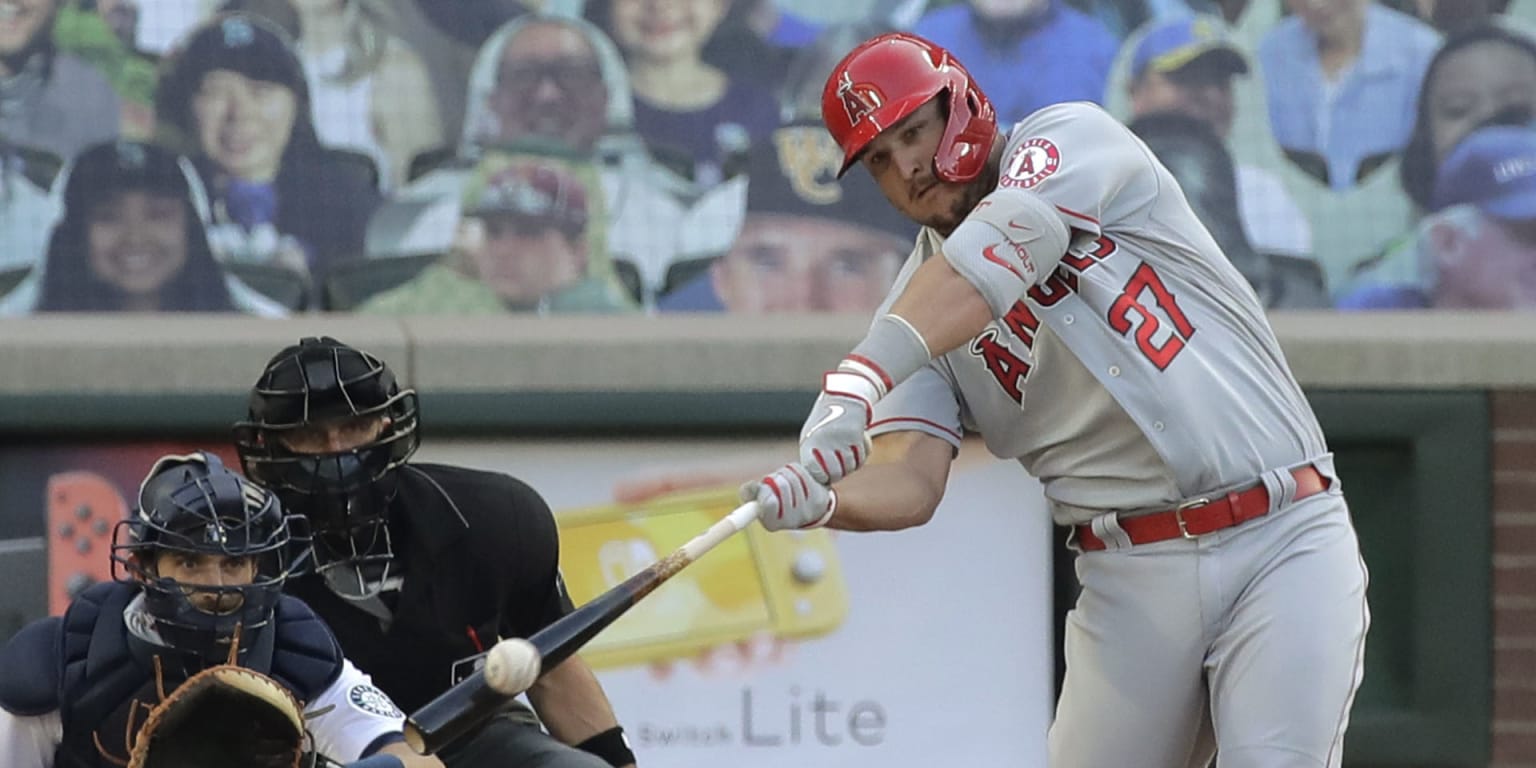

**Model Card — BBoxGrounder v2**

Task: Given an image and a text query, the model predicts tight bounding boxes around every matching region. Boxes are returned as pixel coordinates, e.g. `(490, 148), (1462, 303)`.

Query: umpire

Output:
(233, 337), (635, 768)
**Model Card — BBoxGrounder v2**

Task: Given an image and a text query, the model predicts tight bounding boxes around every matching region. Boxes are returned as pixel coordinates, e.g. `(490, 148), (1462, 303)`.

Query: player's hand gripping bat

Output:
(402, 500), (763, 755)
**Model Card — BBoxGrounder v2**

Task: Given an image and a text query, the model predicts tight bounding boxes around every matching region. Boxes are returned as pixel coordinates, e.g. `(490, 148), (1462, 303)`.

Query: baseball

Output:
(484, 638), (542, 696)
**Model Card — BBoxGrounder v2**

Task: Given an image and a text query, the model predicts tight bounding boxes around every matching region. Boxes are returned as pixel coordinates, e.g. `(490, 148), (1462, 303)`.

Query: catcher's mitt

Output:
(127, 663), (307, 768)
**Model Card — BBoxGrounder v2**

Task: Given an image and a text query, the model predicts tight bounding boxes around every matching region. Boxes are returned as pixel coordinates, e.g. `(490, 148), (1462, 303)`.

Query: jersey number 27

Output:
(1108, 262), (1196, 370)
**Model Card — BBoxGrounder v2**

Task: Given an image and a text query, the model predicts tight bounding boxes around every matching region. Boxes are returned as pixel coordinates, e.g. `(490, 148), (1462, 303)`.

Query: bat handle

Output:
(680, 500), (760, 560)
(729, 499), (763, 526)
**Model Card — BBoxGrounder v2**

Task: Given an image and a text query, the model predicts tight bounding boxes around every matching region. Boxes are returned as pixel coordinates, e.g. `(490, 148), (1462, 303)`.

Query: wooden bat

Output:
(402, 500), (762, 755)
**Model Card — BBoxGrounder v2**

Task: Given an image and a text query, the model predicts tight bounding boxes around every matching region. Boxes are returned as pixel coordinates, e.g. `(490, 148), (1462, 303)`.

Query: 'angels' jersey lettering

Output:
(871, 103), (1327, 523)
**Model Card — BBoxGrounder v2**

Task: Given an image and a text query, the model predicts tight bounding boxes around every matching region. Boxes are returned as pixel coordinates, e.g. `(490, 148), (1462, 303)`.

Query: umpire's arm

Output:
(527, 659), (634, 768)
(516, 487), (635, 768)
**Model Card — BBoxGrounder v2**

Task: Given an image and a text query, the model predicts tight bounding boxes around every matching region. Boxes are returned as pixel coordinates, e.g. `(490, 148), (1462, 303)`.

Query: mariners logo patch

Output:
(348, 684), (403, 718)
(1001, 138), (1061, 189)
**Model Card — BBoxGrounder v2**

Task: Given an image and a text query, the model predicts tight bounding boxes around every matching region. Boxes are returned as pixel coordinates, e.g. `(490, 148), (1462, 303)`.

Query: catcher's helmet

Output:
(112, 452), (305, 662)
(233, 337), (419, 599)
(821, 32), (997, 183)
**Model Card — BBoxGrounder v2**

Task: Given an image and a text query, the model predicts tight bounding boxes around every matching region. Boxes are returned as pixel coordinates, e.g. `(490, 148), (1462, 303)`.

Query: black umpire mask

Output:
(234, 337), (420, 600)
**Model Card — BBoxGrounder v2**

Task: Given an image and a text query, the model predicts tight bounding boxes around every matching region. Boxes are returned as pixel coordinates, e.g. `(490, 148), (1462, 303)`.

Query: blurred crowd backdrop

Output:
(2, 0), (1535, 317)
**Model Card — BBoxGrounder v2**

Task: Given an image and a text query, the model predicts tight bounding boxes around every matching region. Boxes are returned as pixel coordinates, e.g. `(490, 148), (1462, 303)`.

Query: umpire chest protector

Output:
(0, 582), (343, 768)
(284, 463), (569, 714)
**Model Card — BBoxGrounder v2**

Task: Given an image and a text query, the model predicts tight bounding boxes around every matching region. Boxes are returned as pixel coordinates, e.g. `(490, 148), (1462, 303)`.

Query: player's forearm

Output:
(377, 740), (444, 767)
(827, 464), (941, 531)
(888, 239), (1002, 358)
(526, 656), (623, 748)
(827, 432), (952, 531)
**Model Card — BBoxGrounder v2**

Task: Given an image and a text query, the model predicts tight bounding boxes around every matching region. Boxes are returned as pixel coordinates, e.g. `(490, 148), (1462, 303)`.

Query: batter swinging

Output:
(742, 33), (1370, 768)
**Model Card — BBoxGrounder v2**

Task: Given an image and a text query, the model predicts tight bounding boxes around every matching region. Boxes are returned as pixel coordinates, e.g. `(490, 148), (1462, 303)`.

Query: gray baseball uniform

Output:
(868, 103), (1370, 768)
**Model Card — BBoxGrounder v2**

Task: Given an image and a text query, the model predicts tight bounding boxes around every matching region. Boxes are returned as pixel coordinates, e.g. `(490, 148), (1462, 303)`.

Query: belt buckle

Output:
(1174, 497), (1210, 539)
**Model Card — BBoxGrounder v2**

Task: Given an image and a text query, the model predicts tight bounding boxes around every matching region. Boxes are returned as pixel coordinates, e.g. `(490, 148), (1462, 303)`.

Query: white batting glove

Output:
(741, 463), (836, 532)
(797, 375), (874, 484)
(798, 316), (932, 484)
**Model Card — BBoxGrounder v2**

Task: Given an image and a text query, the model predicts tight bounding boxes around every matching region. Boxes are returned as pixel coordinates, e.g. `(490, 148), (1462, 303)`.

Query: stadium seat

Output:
(1265, 252), (1331, 309)
(324, 147), (383, 192)
(322, 253), (442, 311)
(0, 266), (31, 299)
(6, 143), (65, 191)
(611, 257), (644, 305)
(407, 146), (457, 182)
(223, 262), (312, 311)
(662, 255), (716, 297)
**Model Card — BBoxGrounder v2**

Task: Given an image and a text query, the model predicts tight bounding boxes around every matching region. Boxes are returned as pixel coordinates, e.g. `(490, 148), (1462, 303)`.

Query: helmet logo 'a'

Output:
(837, 71), (879, 125)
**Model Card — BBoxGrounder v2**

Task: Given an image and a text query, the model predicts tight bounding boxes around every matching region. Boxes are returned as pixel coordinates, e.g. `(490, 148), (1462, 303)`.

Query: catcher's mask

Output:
(112, 451), (308, 662)
(233, 336), (419, 600)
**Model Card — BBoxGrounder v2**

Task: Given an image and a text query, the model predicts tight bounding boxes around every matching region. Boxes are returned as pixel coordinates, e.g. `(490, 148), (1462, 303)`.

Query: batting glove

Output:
(799, 315), (932, 484)
(742, 463), (836, 532)
(797, 372), (875, 484)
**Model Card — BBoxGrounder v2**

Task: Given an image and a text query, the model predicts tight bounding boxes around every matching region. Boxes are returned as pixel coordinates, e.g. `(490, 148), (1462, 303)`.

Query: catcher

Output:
(0, 451), (444, 768)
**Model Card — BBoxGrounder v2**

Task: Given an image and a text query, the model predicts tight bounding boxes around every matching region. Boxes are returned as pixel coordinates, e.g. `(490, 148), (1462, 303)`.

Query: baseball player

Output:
(0, 451), (440, 768)
(742, 33), (1370, 768)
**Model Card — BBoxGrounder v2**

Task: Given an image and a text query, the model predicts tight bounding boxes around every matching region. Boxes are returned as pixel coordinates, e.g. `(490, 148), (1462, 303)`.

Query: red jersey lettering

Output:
(970, 330), (1031, 404)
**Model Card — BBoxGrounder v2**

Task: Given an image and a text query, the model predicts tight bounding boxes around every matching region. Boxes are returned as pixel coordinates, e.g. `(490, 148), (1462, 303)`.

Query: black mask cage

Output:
(234, 336), (420, 500)
(235, 336), (419, 474)
(233, 337), (419, 598)
(111, 451), (309, 661)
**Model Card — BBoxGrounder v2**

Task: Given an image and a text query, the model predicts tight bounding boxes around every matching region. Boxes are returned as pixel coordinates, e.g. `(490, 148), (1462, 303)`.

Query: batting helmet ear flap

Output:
(934, 79), (997, 183)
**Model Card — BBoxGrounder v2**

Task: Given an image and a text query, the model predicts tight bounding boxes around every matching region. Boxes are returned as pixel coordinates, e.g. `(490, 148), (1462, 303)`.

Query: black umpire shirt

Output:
(285, 462), (573, 713)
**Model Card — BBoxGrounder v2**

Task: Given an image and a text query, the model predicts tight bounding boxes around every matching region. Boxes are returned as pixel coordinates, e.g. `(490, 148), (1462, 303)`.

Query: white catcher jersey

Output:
(869, 102), (1328, 525)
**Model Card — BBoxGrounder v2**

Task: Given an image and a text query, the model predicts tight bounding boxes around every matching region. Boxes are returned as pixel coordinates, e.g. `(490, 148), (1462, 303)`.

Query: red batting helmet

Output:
(821, 32), (997, 183)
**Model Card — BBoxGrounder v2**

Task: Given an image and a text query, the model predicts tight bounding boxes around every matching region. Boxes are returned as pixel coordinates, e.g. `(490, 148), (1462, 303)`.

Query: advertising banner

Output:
(0, 436), (1056, 765)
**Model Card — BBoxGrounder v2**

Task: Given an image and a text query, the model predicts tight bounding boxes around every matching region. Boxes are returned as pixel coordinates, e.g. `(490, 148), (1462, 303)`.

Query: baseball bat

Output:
(402, 500), (762, 755)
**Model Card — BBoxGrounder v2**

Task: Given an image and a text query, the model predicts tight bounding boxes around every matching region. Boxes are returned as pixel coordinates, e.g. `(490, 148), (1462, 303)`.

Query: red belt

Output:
(1075, 465), (1328, 551)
